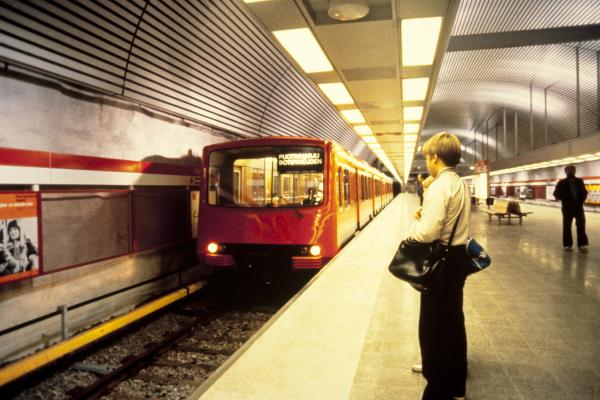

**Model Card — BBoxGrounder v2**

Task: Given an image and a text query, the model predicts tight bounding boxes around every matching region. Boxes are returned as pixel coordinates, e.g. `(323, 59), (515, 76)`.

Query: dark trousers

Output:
(419, 247), (467, 400)
(562, 207), (588, 247)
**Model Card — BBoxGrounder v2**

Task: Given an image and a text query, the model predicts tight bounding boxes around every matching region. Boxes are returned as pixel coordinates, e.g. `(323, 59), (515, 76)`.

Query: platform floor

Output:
(191, 194), (600, 400)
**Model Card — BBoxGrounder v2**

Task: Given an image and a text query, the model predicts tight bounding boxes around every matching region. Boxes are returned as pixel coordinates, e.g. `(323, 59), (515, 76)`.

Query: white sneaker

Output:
(579, 246), (588, 253)
(563, 246), (573, 251)
(411, 363), (422, 373)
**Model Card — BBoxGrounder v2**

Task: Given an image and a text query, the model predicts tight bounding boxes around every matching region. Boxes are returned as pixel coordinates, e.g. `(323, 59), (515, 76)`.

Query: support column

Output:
(529, 83), (534, 149)
(544, 87), (548, 145)
(576, 47), (581, 136)
(596, 51), (599, 131)
(514, 111), (518, 156)
(503, 108), (507, 158)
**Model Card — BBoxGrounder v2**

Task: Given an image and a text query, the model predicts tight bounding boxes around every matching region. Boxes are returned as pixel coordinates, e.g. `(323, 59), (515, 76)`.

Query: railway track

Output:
(3, 271), (315, 399)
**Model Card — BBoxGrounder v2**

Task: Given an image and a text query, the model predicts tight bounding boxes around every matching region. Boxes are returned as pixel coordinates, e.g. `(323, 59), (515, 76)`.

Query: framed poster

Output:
(0, 192), (41, 284)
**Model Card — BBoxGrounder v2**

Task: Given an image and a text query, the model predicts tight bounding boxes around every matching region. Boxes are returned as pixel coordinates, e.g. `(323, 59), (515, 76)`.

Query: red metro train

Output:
(196, 137), (393, 274)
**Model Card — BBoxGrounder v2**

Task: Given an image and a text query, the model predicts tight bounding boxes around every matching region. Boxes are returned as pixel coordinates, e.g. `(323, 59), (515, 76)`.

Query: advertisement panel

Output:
(0, 192), (41, 284)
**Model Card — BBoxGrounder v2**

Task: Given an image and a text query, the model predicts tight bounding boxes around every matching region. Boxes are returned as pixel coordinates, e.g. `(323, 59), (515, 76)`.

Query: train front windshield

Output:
(207, 146), (325, 207)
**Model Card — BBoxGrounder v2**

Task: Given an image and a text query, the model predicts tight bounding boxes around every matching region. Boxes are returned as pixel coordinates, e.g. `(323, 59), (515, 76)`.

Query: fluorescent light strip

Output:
(341, 109), (365, 123)
(401, 17), (443, 66)
(318, 83), (354, 105)
(354, 125), (373, 135)
(403, 78), (429, 101)
(273, 28), (333, 73)
(362, 135), (378, 144)
(404, 123), (420, 134)
(403, 106), (423, 121)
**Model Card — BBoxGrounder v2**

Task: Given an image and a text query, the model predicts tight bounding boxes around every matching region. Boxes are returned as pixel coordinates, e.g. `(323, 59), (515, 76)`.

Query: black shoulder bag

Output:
(388, 212), (461, 292)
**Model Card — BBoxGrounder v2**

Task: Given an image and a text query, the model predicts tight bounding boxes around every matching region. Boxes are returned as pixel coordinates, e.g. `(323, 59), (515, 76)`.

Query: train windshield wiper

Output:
(278, 196), (304, 219)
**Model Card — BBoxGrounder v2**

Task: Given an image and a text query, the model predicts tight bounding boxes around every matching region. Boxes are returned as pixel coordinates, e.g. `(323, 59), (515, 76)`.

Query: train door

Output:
(354, 168), (360, 230)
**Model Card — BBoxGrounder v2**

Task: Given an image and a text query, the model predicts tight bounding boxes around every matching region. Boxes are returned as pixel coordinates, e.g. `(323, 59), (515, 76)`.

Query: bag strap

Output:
(446, 181), (467, 248)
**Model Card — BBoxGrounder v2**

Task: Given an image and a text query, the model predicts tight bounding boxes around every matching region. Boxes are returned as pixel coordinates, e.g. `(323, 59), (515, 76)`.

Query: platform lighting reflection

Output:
(244, 0), (271, 2)
(354, 125), (373, 135)
(401, 17), (442, 66)
(402, 78), (429, 101)
(273, 28), (333, 73)
(403, 106), (423, 121)
(318, 83), (354, 105)
(341, 109), (366, 123)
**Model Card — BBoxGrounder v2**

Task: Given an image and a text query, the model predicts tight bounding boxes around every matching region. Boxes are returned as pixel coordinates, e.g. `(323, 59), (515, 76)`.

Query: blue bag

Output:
(466, 238), (491, 275)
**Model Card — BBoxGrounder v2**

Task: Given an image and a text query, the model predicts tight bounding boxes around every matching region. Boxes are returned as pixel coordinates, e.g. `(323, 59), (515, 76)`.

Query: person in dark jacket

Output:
(553, 165), (588, 252)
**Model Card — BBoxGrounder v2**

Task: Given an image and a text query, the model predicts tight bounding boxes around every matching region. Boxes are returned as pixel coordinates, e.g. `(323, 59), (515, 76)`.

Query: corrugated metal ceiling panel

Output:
(0, 0), (374, 163)
(452, 0), (600, 35)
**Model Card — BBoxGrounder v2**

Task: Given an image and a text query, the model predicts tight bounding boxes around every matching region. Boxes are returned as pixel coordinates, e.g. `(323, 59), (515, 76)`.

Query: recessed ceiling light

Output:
(341, 109), (365, 123)
(273, 28), (333, 73)
(362, 135), (378, 144)
(318, 83), (354, 105)
(404, 123), (420, 134)
(401, 17), (443, 66)
(402, 78), (429, 101)
(403, 106), (423, 121)
(354, 125), (373, 135)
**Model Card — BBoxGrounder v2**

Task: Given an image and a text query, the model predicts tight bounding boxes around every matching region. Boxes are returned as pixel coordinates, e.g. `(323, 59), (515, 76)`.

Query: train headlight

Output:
(207, 242), (219, 254)
(309, 245), (321, 256)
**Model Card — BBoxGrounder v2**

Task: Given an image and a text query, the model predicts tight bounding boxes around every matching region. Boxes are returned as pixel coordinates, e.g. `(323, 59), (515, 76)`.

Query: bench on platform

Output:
(482, 199), (511, 224)
(507, 201), (533, 225)
(482, 199), (533, 224)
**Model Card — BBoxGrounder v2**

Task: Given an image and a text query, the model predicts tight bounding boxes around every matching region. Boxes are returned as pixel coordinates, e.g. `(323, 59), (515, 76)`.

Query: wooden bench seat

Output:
(482, 199), (511, 224)
(482, 199), (533, 224)
(507, 201), (533, 225)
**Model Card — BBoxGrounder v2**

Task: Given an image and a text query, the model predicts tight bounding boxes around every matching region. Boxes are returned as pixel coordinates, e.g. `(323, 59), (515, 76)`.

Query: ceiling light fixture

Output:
(328, 0), (369, 22)
(402, 78), (429, 101)
(404, 123), (420, 134)
(362, 135), (378, 144)
(354, 124), (373, 135)
(401, 17), (443, 66)
(341, 109), (365, 123)
(403, 106), (423, 121)
(318, 83), (354, 105)
(273, 28), (333, 73)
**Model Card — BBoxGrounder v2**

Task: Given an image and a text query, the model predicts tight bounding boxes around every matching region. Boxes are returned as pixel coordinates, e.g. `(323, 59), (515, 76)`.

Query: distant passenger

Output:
(408, 132), (470, 400)
(553, 165), (589, 252)
(416, 174), (424, 206)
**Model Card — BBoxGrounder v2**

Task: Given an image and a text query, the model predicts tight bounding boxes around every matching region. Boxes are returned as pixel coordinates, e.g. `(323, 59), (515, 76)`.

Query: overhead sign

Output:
(277, 150), (324, 173)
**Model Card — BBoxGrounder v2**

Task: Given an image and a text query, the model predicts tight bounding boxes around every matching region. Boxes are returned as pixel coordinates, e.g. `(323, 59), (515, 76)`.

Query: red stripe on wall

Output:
(0, 146), (199, 176)
(51, 153), (139, 173)
(140, 161), (198, 176)
(0, 147), (49, 167)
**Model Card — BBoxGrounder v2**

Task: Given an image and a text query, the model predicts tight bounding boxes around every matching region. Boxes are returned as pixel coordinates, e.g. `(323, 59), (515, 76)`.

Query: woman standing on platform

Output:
(410, 132), (471, 400)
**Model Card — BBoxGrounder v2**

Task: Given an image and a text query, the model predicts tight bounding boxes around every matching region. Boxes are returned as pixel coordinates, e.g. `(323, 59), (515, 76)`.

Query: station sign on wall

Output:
(0, 192), (41, 284)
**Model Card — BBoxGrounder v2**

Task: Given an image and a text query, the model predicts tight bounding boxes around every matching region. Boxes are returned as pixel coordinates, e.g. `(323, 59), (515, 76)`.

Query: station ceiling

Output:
(244, 0), (600, 179)
(1, 0), (599, 182)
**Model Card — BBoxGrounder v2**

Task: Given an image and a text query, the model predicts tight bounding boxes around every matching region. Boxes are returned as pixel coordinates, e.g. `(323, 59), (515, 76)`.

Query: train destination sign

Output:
(277, 150), (323, 173)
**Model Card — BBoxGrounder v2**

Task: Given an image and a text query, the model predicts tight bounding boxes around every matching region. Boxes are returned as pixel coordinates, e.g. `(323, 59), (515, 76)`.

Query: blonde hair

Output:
(421, 131), (462, 167)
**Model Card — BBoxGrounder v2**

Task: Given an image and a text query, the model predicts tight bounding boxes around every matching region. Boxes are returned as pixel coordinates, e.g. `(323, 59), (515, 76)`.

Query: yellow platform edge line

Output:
(0, 279), (209, 386)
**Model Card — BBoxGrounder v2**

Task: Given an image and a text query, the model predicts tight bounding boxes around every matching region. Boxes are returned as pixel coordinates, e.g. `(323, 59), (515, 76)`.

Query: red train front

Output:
(196, 137), (391, 276)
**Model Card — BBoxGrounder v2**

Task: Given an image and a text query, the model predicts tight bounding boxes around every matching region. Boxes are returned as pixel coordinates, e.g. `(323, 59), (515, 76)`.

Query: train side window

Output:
(338, 168), (343, 209)
(343, 169), (350, 207)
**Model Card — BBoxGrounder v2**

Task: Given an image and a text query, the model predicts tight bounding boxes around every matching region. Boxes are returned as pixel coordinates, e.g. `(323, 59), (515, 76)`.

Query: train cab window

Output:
(208, 146), (324, 207)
